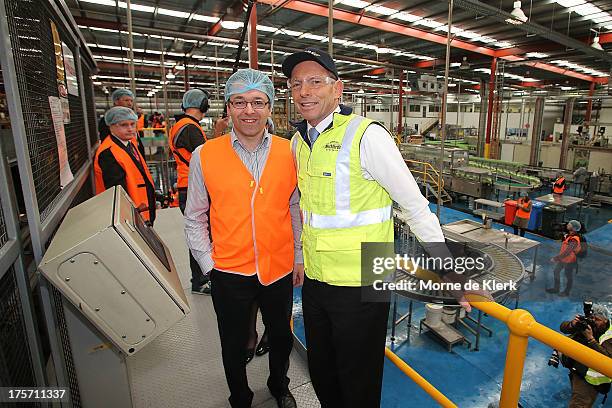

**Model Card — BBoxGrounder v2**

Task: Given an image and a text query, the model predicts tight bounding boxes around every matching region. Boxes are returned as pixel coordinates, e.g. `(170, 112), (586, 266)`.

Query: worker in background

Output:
(282, 48), (474, 408)
(136, 106), (146, 139)
(151, 112), (166, 136)
(169, 88), (210, 295)
(184, 69), (303, 408)
(554, 172), (568, 195)
(560, 304), (611, 407)
(94, 107), (156, 224)
(546, 220), (582, 296)
(98, 88), (146, 158)
(512, 194), (532, 237)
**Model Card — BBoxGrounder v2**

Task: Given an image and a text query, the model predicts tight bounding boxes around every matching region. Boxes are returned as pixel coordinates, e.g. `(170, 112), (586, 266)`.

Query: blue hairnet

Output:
(182, 89), (208, 110)
(592, 304), (610, 319)
(104, 106), (138, 126)
(225, 69), (274, 108)
(568, 220), (581, 232)
(111, 88), (134, 103)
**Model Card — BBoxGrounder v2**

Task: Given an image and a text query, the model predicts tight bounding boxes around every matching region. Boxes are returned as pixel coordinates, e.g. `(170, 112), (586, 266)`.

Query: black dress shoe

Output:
(274, 391), (297, 408)
(545, 287), (559, 294)
(245, 348), (255, 365)
(255, 335), (270, 356)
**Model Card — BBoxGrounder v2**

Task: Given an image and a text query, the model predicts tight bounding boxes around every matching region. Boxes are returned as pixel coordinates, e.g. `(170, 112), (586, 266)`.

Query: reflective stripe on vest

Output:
(169, 117), (207, 188)
(294, 113), (394, 287)
(585, 323), (612, 386)
(93, 136), (155, 221)
(200, 134), (296, 285)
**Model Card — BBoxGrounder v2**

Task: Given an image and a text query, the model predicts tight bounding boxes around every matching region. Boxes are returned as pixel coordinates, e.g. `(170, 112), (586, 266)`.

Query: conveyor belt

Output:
(391, 225), (525, 304)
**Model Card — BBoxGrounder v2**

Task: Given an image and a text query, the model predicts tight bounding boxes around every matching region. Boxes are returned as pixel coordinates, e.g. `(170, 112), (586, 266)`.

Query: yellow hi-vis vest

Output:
(292, 112), (394, 287)
(585, 322), (612, 386)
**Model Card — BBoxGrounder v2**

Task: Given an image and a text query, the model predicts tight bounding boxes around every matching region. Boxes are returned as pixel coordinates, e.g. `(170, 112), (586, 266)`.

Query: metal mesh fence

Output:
(51, 286), (81, 407)
(0, 266), (39, 404)
(81, 61), (98, 147)
(0, 194), (7, 248)
(5, 0), (90, 222)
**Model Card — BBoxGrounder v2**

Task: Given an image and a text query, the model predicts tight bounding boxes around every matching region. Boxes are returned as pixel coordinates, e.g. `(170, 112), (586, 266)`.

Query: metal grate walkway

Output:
(126, 208), (319, 408)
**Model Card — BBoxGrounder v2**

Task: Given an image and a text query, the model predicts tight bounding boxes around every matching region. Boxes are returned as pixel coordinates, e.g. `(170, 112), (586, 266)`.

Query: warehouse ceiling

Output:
(67, 0), (611, 98)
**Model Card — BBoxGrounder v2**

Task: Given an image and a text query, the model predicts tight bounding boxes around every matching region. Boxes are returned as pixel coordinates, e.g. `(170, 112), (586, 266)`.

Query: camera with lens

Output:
(568, 301), (595, 333)
(547, 301), (594, 369)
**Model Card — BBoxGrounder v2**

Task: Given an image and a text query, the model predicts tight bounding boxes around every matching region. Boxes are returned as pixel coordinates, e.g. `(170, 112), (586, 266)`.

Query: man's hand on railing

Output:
(441, 271), (494, 313)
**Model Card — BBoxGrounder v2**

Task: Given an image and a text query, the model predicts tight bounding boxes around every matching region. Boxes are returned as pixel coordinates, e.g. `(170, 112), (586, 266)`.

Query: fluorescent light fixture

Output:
(365, 5), (397, 15)
(257, 25), (277, 32)
(336, 0), (369, 8)
(525, 52), (549, 58)
(221, 21), (243, 29)
(392, 12), (421, 22)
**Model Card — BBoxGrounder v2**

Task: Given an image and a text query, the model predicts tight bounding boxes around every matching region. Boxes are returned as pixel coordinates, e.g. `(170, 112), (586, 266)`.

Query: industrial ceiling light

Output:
(506, 1), (528, 24)
(460, 56), (470, 69)
(591, 35), (604, 51)
(166, 71), (176, 79)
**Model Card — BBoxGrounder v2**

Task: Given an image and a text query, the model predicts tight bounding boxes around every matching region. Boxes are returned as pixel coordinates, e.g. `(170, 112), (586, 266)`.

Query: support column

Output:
(559, 98), (575, 170)
(484, 57), (497, 159)
(184, 65), (189, 91)
(126, 0), (136, 101)
(477, 80), (487, 157)
(328, 0), (333, 56)
(248, 4), (258, 69)
(529, 97), (545, 166)
(398, 70), (404, 136)
(585, 82), (595, 123)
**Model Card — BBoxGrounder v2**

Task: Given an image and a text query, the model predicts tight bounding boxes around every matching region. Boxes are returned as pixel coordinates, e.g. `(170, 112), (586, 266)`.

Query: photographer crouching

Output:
(551, 302), (611, 407)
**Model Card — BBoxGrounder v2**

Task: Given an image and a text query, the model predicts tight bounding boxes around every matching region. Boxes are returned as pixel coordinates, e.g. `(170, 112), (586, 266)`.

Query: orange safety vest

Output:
(94, 136), (155, 221)
(169, 117), (208, 189)
(559, 234), (581, 264)
(515, 198), (531, 219)
(170, 190), (179, 208)
(553, 176), (566, 194)
(137, 114), (145, 131)
(200, 134), (296, 285)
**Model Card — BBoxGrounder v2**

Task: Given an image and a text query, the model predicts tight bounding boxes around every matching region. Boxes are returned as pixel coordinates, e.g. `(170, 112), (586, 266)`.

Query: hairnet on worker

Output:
(568, 220), (581, 232)
(224, 69), (274, 108)
(182, 89), (208, 110)
(104, 106), (138, 126)
(111, 88), (134, 103)
(592, 304), (610, 319)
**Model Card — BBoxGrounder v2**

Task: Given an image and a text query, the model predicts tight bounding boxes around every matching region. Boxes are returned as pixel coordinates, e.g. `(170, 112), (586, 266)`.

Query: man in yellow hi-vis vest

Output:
(560, 304), (611, 407)
(282, 48), (472, 408)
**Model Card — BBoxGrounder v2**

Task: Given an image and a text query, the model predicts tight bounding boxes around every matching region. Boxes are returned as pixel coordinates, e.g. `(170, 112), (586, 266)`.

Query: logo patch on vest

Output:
(322, 172), (332, 176)
(323, 141), (341, 151)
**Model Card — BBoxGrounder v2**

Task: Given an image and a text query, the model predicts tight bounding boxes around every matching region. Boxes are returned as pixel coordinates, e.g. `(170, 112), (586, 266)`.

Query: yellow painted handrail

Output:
(386, 297), (612, 408)
(468, 297), (612, 407)
(385, 347), (458, 407)
(405, 159), (446, 191)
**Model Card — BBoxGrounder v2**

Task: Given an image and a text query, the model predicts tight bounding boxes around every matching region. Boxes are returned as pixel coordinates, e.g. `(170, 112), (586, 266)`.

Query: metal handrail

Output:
(405, 159), (446, 191)
(385, 297), (612, 408)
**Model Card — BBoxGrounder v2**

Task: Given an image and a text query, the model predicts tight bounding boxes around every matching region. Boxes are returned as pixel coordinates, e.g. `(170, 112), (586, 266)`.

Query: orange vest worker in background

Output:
(512, 195), (532, 237)
(168, 88), (210, 294)
(547, 220), (582, 297)
(94, 106), (156, 224)
(184, 69), (303, 408)
(553, 174), (567, 195)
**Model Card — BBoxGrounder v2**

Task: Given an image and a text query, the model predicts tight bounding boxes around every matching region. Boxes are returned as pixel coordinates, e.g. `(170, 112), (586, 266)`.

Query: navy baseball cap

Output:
(282, 48), (339, 79)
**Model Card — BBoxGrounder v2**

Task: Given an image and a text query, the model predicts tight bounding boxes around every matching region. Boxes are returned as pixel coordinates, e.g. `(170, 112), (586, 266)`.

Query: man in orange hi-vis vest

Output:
(94, 106), (156, 224)
(184, 69), (303, 408)
(169, 88), (210, 295)
(547, 220), (582, 297)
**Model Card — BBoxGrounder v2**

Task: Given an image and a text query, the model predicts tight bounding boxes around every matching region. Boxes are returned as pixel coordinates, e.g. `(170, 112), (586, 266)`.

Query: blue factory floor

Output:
(291, 203), (612, 408)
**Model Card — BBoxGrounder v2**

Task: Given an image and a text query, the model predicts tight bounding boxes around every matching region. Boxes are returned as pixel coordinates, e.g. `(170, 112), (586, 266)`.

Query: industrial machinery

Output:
(399, 143), (542, 198)
(38, 186), (189, 407)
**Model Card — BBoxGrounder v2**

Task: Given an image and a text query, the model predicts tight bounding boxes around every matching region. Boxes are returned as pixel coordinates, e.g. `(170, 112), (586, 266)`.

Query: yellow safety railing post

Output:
(498, 309), (535, 407)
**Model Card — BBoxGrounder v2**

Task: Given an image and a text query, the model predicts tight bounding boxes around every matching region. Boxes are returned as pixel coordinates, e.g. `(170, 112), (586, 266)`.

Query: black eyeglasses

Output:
(228, 99), (269, 110)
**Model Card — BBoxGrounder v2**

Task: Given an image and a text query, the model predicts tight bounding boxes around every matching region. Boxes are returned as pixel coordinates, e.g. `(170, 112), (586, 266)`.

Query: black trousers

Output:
(302, 276), (390, 408)
(552, 261), (577, 293)
(210, 270), (293, 408)
(178, 189), (207, 287)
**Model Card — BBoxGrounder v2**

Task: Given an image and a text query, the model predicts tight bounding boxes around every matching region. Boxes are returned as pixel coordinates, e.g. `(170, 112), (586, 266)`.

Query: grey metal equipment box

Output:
(39, 186), (190, 355)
